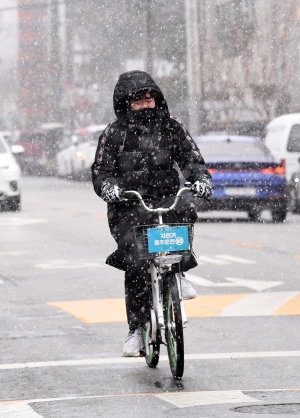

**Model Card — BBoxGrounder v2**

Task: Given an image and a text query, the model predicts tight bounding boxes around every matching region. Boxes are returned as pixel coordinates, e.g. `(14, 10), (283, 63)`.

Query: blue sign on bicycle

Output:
(147, 225), (189, 253)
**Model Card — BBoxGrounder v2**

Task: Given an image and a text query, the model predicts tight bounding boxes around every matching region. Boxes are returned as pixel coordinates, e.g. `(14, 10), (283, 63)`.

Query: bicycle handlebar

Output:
(124, 185), (192, 213)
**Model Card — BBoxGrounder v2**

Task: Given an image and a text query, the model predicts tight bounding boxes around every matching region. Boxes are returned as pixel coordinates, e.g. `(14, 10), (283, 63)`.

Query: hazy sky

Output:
(0, 0), (18, 67)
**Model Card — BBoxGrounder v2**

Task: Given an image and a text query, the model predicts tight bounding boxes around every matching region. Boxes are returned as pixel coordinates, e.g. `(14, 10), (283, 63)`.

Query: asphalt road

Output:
(1, 176), (300, 418)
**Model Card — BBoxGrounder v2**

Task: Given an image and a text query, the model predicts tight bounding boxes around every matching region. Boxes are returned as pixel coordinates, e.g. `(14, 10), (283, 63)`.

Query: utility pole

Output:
(144, 0), (153, 75)
(49, 0), (61, 122)
(65, 0), (74, 129)
(184, 0), (202, 135)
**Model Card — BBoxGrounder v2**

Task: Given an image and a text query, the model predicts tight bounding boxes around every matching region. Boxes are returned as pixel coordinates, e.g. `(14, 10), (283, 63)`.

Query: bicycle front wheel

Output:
(163, 272), (184, 379)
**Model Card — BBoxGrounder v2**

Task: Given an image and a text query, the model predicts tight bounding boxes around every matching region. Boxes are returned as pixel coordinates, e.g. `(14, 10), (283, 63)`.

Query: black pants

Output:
(106, 196), (198, 331)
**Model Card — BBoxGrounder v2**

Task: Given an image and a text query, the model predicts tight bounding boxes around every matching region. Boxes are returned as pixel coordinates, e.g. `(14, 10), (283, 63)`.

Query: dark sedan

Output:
(194, 136), (288, 222)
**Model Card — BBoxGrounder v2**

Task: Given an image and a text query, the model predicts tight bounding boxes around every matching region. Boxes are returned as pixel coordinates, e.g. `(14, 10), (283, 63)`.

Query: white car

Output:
(56, 125), (106, 180)
(264, 113), (300, 183)
(0, 133), (23, 211)
(56, 133), (79, 178)
(73, 124), (106, 180)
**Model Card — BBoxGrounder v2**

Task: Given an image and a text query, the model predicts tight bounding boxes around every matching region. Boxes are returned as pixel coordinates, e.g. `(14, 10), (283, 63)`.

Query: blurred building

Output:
(199, 0), (300, 135)
(18, 0), (49, 128)
(17, 0), (300, 134)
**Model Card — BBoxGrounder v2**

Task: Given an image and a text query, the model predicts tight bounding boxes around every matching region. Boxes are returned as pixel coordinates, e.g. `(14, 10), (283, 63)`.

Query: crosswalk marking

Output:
(155, 390), (260, 408)
(274, 293), (300, 315)
(215, 255), (256, 264)
(48, 291), (300, 323)
(0, 403), (43, 417)
(0, 388), (299, 413)
(220, 291), (299, 317)
(186, 294), (247, 318)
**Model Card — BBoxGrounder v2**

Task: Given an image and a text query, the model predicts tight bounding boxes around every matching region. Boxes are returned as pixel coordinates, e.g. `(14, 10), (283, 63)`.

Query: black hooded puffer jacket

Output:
(92, 70), (211, 199)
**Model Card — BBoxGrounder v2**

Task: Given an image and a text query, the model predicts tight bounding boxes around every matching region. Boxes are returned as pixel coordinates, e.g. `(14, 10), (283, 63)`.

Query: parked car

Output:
(14, 124), (64, 176)
(56, 124), (106, 180)
(56, 132), (80, 178)
(194, 135), (288, 222)
(0, 131), (13, 146)
(72, 124), (106, 180)
(264, 113), (300, 184)
(14, 130), (46, 175)
(0, 133), (23, 211)
(289, 171), (300, 214)
(40, 123), (65, 176)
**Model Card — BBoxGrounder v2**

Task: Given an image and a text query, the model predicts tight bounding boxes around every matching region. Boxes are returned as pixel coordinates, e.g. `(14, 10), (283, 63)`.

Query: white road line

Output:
(216, 255), (256, 264)
(155, 390), (260, 408)
(0, 388), (298, 411)
(0, 404), (43, 417)
(225, 277), (283, 291)
(185, 274), (282, 291)
(1, 351), (300, 370)
(0, 251), (29, 256)
(0, 218), (48, 227)
(35, 261), (106, 270)
(221, 291), (299, 316)
(198, 255), (230, 265)
(185, 274), (229, 287)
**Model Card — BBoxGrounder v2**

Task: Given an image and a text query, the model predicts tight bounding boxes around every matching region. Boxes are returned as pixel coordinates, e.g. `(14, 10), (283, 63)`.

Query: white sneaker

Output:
(181, 274), (197, 300)
(121, 327), (144, 357)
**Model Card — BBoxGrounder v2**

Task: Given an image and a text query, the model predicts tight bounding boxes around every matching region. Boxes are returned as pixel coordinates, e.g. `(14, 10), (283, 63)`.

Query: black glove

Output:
(101, 180), (124, 203)
(192, 179), (213, 199)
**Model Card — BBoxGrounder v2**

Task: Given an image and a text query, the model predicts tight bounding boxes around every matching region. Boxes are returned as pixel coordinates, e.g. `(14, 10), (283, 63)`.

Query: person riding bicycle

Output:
(92, 70), (213, 357)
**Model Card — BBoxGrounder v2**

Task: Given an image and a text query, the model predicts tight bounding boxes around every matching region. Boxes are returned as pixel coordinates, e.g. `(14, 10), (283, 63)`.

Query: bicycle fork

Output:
(149, 263), (164, 330)
(175, 272), (188, 327)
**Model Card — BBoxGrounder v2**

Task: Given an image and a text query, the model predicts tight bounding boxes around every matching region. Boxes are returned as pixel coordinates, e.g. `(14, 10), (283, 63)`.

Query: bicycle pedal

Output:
(139, 350), (145, 357)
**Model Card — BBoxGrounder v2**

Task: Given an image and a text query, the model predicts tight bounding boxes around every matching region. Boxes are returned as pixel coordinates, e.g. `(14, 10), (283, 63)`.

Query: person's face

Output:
(130, 92), (155, 110)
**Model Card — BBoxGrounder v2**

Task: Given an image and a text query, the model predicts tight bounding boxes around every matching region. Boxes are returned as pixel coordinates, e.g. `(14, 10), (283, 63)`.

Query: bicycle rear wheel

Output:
(163, 272), (184, 379)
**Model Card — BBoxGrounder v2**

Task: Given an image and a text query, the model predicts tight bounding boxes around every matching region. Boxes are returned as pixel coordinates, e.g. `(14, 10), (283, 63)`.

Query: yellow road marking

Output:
(48, 292), (300, 323)
(294, 255), (300, 259)
(184, 294), (249, 317)
(274, 294), (300, 315)
(64, 209), (79, 215)
(225, 240), (263, 249)
(91, 213), (107, 220)
(48, 299), (127, 323)
(48, 294), (247, 323)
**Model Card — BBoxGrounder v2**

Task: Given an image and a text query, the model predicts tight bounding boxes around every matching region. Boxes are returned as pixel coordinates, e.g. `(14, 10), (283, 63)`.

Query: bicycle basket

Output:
(133, 223), (194, 259)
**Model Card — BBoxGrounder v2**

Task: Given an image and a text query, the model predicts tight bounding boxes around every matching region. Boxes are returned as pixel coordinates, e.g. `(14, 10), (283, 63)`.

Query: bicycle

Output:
(124, 184), (194, 379)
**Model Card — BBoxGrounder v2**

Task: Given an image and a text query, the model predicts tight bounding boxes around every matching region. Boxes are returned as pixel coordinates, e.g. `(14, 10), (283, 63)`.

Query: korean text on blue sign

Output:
(147, 226), (189, 253)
